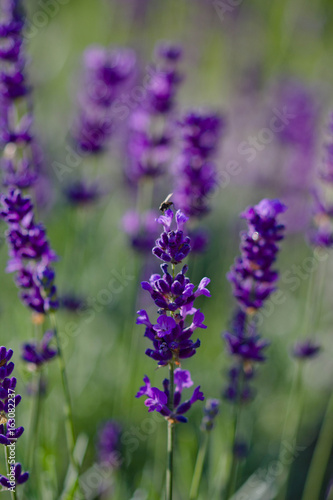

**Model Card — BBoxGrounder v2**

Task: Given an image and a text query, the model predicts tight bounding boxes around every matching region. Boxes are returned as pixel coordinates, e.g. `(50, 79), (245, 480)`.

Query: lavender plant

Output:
(136, 208), (210, 499)
(223, 198), (286, 497)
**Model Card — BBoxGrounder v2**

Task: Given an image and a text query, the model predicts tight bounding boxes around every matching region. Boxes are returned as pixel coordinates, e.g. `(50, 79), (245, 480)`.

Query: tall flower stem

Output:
(49, 313), (80, 495)
(166, 361), (175, 500)
(225, 370), (243, 500)
(189, 432), (209, 500)
(301, 390), (333, 500)
(26, 369), (44, 472)
(276, 362), (304, 500)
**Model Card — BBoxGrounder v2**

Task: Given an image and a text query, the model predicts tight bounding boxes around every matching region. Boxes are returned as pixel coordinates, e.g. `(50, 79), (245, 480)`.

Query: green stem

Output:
(189, 432), (209, 500)
(225, 371), (243, 499)
(301, 390), (333, 500)
(276, 363), (304, 500)
(26, 370), (44, 473)
(49, 313), (80, 497)
(166, 361), (175, 500)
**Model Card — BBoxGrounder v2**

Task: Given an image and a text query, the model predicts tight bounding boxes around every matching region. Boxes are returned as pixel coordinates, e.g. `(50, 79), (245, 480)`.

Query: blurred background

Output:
(1, 0), (333, 498)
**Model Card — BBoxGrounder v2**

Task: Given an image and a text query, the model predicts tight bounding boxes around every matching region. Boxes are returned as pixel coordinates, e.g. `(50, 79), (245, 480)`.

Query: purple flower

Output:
(136, 372), (204, 423)
(152, 209), (191, 264)
(72, 45), (136, 154)
(223, 364), (255, 403)
(173, 110), (224, 217)
(96, 420), (122, 468)
(292, 339), (321, 360)
(126, 42), (183, 182)
(0, 189), (59, 314)
(0, 463), (29, 488)
(227, 199), (287, 311)
(200, 398), (220, 431)
(64, 180), (104, 206)
(21, 331), (58, 368)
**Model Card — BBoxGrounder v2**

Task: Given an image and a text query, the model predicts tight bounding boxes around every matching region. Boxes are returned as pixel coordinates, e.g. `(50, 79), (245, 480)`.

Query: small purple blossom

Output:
(292, 339), (321, 360)
(96, 420), (122, 468)
(200, 398), (220, 431)
(173, 110), (224, 217)
(136, 372), (204, 423)
(21, 331), (58, 368)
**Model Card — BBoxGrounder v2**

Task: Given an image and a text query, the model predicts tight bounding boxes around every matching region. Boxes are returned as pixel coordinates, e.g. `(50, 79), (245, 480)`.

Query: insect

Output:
(159, 193), (174, 212)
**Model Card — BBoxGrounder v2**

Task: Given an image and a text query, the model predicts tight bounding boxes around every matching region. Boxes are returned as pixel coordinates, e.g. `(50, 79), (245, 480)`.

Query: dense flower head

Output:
(21, 331), (58, 368)
(0, 188), (59, 314)
(223, 364), (255, 403)
(96, 420), (122, 468)
(274, 79), (318, 151)
(200, 398), (220, 431)
(173, 110), (224, 217)
(152, 209), (191, 264)
(126, 42), (183, 182)
(136, 370), (204, 423)
(292, 339), (321, 360)
(64, 179), (104, 206)
(72, 45), (136, 154)
(223, 316), (269, 362)
(227, 199), (287, 311)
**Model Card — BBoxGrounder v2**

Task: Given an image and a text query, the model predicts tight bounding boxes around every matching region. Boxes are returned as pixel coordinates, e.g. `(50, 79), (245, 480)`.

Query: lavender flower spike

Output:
(227, 198), (287, 312)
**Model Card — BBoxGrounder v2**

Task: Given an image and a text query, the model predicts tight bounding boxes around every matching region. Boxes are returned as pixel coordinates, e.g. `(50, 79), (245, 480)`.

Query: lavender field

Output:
(0, 0), (333, 499)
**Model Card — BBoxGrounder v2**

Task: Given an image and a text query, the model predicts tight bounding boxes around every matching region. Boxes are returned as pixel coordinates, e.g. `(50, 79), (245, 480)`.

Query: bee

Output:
(159, 193), (174, 212)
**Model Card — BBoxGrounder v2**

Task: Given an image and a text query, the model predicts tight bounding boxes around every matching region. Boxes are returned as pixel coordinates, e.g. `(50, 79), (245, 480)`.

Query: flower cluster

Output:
(126, 42), (183, 182)
(292, 339), (321, 360)
(136, 208), (209, 421)
(152, 209), (191, 264)
(222, 309), (268, 403)
(96, 420), (122, 468)
(200, 398), (220, 432)
(227, 198), (287, 312)
(136, 370), (204, 423)
(223, 199), (286, 407)
(21, 331), (58, 369)
(0, 346), (29, 490)
(173, 110), (224, 217)
(0, 188), (58, 314)
(0, 0), (41, 188)
(72, 45), (136, 154)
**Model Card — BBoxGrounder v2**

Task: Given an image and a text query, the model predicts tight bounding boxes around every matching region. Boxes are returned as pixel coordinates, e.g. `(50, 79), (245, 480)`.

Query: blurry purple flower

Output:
(292, 339), (320, 360)
(65, 179), (104, 206)
(21, 331), (58, 368)
(96, 420), (122, 468)
(200, 398), (220, 431)
(227, 199), (287, 311)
